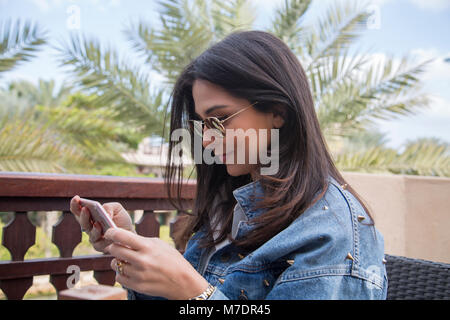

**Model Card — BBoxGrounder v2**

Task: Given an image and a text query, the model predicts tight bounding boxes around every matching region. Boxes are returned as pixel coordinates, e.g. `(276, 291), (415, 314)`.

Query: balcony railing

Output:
(1, 171), (449, 300)
(0, 172), (195, 300)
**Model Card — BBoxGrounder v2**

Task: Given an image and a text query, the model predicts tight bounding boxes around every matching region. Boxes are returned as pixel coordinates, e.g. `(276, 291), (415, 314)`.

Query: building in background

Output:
(121, 136), (193, 177)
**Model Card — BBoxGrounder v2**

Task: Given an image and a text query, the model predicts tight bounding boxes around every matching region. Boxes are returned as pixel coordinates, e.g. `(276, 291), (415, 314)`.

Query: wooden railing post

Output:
(135, 210), (160, 238)
(49, 210), (83, 298)
(0, 172), (196, 300)
(0, 211), (36, 299)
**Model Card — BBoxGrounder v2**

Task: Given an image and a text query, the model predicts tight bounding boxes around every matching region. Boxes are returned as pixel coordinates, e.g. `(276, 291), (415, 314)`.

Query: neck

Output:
(250, 167), (261, 181)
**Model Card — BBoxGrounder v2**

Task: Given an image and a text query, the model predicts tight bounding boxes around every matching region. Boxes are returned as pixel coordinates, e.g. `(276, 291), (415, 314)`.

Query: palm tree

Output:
(6, 79), (72, 108)
(46, 1), (450, 177)
(95, 0), (447, 176)
(0, 20), (140, 174)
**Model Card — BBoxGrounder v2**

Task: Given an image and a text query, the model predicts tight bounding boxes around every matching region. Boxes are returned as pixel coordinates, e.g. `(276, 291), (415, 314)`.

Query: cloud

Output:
(28, 0), (120, 13)
(30, 0), (50, 12)
(29, 0), (62, 13)
(370, 0), (450, 11)
(409, 48), (450, 98)
(409, 0), (450, 11)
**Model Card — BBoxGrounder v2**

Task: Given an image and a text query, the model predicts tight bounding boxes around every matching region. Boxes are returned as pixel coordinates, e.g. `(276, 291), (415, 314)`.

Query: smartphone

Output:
(77, 197), (117, 233)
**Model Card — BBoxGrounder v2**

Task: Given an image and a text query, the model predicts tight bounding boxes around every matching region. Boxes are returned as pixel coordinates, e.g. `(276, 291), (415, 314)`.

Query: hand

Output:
(104, 228), (209, 300)
(69, 195), (135, 253)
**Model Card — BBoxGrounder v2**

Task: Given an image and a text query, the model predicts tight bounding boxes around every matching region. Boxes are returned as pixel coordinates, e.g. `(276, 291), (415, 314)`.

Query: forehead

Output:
(192, 79), (244, 115)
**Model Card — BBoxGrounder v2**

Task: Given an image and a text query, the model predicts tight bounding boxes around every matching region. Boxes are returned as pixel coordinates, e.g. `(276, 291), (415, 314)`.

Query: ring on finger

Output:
(116, 259), (125, 276)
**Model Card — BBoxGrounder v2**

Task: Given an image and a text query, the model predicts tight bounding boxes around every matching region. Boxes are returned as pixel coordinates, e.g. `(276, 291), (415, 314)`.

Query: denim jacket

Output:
(128, 175), (388, 300)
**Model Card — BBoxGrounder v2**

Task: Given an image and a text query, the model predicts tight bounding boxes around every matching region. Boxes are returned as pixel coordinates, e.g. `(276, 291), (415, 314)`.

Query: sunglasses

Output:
(188, 101), (258, 138)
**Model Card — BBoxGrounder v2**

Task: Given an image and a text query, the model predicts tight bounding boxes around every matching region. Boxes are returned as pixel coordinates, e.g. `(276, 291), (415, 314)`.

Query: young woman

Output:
(70, 30), (388, 300)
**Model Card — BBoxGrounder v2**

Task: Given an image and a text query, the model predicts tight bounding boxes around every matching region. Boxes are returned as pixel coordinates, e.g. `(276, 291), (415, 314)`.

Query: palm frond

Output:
(270, 0), (311, 53)
(334, 137), (450, 177)
(0, 19), (47, 74)
(394, 138), (450, 177)
(317, 54), (431, 137)
(57, 34), (167, 137)
(0, 109), (92, 173)
(125, 0), (214, 84)
(125, 0), (255, 85)
(211, 0), (255, 39)
(6, 79), (72, 108)
(303, 0), (369, 71)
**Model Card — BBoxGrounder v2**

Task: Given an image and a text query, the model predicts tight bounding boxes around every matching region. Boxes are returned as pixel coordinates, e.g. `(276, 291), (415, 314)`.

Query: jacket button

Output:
(218, 278), (225, 284)
(286, 259), (294, 266)
(323, 205), (329, 210)
(237, 253), (245, 259)
(357, 215), (365, 222)
(263, 279), (270, 287)
(341, 183), (348, 190)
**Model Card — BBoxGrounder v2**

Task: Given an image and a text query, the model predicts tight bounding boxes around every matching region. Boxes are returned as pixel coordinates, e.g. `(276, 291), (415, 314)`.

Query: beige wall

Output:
(342, 172), (450, 263)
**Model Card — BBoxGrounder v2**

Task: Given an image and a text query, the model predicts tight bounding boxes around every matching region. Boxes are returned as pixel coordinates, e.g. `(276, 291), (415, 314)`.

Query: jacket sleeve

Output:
(207, 287), (230, 300)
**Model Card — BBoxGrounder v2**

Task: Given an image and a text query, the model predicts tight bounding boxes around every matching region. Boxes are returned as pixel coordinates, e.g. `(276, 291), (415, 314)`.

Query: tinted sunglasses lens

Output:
(205, 118), (225, 136)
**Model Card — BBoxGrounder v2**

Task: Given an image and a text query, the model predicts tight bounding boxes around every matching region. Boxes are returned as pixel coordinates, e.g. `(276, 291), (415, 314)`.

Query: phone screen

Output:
(78, 198), (117, 233)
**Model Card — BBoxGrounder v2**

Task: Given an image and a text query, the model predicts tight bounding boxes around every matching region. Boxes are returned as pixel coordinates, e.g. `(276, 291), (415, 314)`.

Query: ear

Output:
(272, 105), (286, 129)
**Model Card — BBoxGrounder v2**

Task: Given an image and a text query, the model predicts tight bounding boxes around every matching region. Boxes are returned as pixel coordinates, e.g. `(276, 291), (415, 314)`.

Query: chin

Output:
(225, 164), (251, 177)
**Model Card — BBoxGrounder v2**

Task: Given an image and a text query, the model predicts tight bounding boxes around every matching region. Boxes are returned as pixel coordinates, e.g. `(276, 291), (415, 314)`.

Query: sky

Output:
(1, 0), (449, 150)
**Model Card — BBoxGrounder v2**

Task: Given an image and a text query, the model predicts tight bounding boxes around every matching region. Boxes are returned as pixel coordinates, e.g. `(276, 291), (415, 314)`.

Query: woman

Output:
(70, 30), (388, 300)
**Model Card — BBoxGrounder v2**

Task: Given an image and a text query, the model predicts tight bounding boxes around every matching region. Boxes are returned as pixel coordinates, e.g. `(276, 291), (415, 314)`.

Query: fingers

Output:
(70, 195), (82, 217)
(102, 202), (122, 219)
(101, 202), (134, 233)
(106, 242), (141, 265)
(104, 228), (144, 251)
(92, 238), (112, 253)
(111, 258), (135, 289)
(111, 258), (144, 292)
(79, 207), (93, 233)
(89, 221), (103, 243)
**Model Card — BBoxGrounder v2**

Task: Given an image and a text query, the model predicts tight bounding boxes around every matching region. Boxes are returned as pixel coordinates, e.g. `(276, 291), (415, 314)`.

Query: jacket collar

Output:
(232, 179), (266, 221)
(232, 175), (335, 222)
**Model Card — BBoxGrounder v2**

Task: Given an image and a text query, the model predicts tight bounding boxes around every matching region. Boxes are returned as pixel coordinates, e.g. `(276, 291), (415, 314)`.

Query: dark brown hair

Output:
(164, 30), (374, 251)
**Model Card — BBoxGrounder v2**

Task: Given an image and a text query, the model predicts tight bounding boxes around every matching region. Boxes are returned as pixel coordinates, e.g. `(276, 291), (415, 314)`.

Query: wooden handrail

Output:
(0, 171), (196, 300)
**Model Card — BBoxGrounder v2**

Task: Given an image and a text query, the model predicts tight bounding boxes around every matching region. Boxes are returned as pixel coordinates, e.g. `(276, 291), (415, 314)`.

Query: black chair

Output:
(385, 254), (450, 300)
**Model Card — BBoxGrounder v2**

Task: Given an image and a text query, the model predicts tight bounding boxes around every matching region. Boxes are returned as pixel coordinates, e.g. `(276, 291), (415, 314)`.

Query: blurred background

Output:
(0, 0), (449, 299)
(1, 0), (449, 178)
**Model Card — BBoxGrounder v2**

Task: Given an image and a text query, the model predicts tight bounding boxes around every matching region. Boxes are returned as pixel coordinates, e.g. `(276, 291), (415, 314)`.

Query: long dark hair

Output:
(164, 30), (374, 251)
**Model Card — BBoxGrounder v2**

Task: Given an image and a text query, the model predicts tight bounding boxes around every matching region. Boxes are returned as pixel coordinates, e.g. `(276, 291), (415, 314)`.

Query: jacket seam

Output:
(277, 268), (384, 289)
(328, 181), (360, 269)
(206, 260), (287, 277)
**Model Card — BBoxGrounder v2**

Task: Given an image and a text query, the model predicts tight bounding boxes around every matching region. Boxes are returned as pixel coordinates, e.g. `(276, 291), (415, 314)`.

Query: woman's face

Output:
(192, 79), (284, 178)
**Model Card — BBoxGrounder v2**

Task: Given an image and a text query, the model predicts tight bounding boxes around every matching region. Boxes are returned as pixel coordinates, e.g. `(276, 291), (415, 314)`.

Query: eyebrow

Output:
(194, 104), (230, 118)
